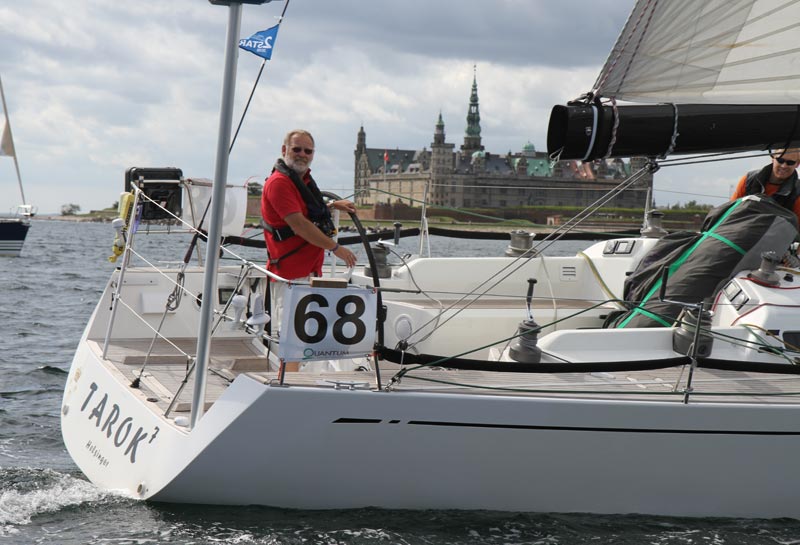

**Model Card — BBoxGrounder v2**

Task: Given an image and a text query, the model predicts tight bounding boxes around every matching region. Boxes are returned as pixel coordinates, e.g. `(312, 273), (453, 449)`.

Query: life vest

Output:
(743, 164), (800, 212)
(263, 159), (336, 242)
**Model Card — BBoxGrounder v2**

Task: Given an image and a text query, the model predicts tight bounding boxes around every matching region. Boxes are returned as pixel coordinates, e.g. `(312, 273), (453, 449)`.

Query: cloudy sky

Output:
(0, 0), (763, 215)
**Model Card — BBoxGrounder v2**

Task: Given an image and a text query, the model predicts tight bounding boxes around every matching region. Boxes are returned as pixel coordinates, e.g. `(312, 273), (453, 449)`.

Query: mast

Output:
(191, 0), (270, 427)
(0, 75), (26, 205)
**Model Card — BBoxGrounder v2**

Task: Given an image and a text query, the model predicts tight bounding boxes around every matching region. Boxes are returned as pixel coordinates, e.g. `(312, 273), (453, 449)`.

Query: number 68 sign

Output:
(279, 284), (378, 362)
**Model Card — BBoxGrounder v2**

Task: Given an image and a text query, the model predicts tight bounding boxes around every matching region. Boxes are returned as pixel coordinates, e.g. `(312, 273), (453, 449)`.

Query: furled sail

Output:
(547, 0), (800, 160)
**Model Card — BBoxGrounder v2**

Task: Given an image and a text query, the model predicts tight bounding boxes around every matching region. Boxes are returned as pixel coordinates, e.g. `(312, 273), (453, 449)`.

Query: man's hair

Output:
(772, 148), (800, 157)
(283, 129), (315, 147)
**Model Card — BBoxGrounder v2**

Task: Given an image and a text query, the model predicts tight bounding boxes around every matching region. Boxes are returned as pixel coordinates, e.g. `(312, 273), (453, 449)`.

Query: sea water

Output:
(2, 220), (800, 544)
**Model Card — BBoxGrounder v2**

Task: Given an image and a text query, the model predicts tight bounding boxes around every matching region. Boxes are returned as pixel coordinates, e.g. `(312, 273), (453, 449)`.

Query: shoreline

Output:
(31, 215), (649, 235)
(31, 215), (703, 233)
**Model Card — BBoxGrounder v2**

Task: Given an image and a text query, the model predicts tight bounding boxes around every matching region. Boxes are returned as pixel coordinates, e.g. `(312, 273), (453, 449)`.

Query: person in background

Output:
(261, 129), (358, 369)
(731, 148), (800, 224)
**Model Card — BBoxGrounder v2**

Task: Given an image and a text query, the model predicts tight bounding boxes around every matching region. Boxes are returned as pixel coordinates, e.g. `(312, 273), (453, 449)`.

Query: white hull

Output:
(63, 339), (800, 518)
(61, 242), (800, 517)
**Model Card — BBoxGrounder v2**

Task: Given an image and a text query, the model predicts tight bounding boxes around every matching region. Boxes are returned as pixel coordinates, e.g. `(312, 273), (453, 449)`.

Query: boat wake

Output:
(0, 468), (114, 529)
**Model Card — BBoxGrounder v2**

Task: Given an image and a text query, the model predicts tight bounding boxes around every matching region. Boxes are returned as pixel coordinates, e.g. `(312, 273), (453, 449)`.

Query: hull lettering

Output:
(79, 381), (155, 464)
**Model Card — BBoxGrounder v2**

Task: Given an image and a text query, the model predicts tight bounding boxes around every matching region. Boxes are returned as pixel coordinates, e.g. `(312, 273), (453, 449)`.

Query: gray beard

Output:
(284, 157), (309, 175)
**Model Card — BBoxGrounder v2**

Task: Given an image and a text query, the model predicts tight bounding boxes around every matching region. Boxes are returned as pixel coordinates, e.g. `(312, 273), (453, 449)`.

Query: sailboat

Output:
(0, 75), (34, 257)
(62, 0), (800, 519)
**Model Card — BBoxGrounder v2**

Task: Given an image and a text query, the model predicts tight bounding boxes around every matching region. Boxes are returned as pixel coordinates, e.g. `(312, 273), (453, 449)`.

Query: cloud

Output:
(0, 0), (758, 215)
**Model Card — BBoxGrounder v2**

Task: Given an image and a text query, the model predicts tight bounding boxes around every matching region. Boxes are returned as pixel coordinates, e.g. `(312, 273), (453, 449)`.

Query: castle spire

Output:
(433, 111), (445, 145)
(356, 124), (366, 152)
(461, 65), (484, 155)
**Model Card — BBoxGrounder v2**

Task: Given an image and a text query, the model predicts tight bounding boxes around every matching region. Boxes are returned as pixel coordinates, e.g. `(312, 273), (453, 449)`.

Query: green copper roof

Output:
(527, 158), (552, 177)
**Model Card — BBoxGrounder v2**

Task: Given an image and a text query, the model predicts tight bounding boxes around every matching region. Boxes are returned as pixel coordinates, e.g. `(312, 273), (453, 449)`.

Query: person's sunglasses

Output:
(774, 156), (797, 166)
(291, 146), (314, 155)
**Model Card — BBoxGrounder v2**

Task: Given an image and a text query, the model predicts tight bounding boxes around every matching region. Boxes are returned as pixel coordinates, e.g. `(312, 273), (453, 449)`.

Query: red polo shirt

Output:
(261, 168), (324, 279)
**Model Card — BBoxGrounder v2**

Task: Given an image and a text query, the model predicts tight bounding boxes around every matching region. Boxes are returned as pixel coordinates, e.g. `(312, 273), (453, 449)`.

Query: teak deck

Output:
(88, 338), (800, 417)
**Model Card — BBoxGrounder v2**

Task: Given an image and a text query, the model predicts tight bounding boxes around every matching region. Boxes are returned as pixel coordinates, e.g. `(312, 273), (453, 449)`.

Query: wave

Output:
(0, 387), (63, 399)
(0, 468), (115, 526)
(3, 283), (31, 291)
(31, 366), (68, 376)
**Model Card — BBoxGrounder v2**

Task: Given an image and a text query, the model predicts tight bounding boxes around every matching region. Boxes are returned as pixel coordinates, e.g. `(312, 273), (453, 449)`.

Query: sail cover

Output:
(613, 195), (799, 328)
(594, 0), (800, 104)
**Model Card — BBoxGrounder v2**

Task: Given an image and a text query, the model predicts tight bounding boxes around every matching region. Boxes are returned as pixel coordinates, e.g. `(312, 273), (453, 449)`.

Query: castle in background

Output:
(354, 70), (651, 211)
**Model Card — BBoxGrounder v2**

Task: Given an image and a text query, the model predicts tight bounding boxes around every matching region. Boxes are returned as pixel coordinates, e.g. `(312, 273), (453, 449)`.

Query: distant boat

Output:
(0, 205), (33, 257)
(0, 74), (34, 257)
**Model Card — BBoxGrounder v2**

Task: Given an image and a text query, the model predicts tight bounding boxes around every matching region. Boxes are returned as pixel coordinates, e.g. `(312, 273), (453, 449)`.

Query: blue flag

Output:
(239, 24), (280, 60)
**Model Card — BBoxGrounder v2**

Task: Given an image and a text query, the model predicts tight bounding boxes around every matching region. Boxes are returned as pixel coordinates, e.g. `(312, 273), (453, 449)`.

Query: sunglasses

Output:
(291, 146), (314, 155)
(774, 156), (797, 166)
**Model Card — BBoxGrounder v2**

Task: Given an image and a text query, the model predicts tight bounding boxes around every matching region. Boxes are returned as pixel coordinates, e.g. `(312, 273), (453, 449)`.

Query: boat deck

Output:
(90, 338), (800, 415)
(385, 296), (607, 310)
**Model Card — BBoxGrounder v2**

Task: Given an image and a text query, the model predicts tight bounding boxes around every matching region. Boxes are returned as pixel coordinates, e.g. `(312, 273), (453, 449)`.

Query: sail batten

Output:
(594, 0), (800, 105)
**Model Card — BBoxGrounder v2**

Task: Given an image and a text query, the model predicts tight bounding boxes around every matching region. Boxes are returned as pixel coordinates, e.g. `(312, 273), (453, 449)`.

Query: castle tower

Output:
(461, 66), (484, 156)
(431, 112), (454, 172)
(433, 111), (445, 145)
(354, 125), (370, 205)
(431, 113), (455, 206)
(356, 125), (366, 153)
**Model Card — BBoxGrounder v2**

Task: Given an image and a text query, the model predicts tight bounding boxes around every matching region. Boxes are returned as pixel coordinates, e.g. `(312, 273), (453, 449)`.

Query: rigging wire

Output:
(387, 371), (800, 398)
(379, 244), (443, 349)
(656, 151), (772, 168)
(397, 167), (651, 349)
(122, 183), (800, 398)
(391, 299), (623, 380)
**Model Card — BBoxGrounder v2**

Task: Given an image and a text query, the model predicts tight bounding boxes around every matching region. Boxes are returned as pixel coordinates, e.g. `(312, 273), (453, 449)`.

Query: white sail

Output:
(0, 120), (15, 157)
(594, 0), (800, 104)
(0, 75), (27, 206)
